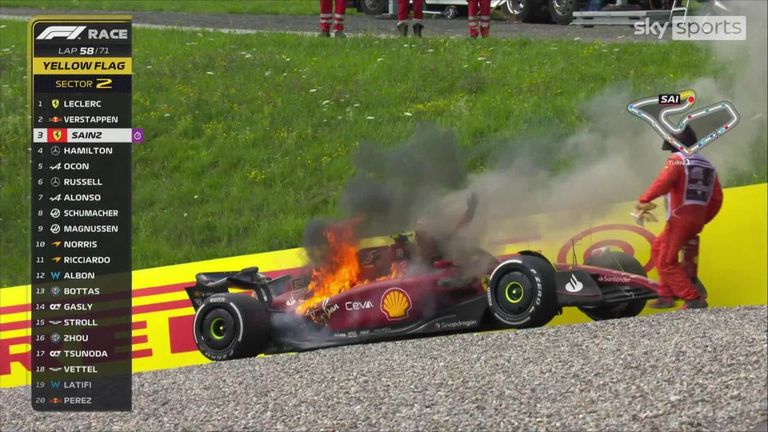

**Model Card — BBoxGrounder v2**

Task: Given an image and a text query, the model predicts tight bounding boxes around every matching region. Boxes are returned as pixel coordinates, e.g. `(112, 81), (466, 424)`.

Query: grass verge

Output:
(0, 19), (753, 287)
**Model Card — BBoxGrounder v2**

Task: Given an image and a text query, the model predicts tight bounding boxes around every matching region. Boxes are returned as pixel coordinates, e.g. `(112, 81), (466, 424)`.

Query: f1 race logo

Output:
(37, 25), (86, 40)
(627, 89), (740, 155)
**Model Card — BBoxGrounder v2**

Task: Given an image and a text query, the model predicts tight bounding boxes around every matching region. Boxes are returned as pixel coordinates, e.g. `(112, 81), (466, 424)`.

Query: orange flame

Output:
(296, 222), (404, 315)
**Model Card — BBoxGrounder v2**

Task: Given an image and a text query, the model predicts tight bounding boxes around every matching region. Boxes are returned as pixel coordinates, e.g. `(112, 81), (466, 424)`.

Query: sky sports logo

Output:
(634, 16), (746, 41)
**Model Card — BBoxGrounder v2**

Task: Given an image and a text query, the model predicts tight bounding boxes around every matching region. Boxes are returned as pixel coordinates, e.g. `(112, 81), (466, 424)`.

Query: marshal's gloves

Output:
(635, 201), (657, 212)
(631, 201), (658, 226)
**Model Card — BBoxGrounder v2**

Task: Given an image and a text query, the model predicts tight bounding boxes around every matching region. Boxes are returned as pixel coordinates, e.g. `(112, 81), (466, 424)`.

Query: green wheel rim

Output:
(209, 317), (227, 340)
(505, 281), (524, 304)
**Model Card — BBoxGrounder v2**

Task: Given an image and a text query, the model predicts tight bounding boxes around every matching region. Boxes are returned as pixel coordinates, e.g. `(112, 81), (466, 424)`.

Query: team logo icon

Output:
(51, 99), (59, 109)
(48, 128), (66, 143)
(380, 288), (412, 320)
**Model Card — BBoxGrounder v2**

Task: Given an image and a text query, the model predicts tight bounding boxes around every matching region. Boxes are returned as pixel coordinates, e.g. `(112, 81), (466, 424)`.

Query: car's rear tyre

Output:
(193, 293), (269, 361)
(487, 255), (558, 328)
(578, 251), (647, 321)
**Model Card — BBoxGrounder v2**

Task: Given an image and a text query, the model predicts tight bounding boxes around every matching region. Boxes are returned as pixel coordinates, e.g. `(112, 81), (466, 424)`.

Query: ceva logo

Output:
(37, 25), (86, 40)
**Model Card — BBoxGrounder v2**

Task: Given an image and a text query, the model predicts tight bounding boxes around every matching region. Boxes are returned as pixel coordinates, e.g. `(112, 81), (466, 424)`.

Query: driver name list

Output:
(30, 16), (133, 412)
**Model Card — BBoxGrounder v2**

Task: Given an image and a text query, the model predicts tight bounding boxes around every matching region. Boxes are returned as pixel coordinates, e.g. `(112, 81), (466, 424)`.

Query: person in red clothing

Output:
(637, 126), (723, 309)
(397, 0), (425, 37)
(467, 0), (491, 38)
(319, 0), (346, 37)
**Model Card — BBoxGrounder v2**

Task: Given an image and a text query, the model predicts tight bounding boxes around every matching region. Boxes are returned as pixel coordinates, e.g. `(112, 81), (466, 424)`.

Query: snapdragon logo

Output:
(634, 16), (746, 41)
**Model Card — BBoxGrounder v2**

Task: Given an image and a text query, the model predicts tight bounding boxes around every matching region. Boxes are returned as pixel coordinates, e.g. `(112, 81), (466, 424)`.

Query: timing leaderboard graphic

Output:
(30, 16), (135, 411)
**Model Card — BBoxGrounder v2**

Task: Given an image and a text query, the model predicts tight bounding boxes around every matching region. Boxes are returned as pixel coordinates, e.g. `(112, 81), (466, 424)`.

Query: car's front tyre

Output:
(487, 255), (558, 328)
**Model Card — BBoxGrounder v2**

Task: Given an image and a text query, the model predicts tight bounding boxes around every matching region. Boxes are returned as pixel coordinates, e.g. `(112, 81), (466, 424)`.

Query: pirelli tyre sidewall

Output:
(193, 293), (270, 361)
(487, 255), (558, 328)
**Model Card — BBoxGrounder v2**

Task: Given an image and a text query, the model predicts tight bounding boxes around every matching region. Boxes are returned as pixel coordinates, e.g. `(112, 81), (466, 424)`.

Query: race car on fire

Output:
(185, 195), (673, 361)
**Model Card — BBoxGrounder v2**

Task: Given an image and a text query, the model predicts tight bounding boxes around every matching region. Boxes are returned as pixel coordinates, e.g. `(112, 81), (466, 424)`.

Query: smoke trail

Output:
(421, 0), (767, 262)
(301, 124), (467, 266)
(305, 1), (766, 272)
(689, 0), (768, 182)
(334, 124), (468, 238)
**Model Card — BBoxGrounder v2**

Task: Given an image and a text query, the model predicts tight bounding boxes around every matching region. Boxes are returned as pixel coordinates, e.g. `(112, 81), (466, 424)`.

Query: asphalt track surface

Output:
(0, 7), (666, 42)
(1, 306), (766, 431)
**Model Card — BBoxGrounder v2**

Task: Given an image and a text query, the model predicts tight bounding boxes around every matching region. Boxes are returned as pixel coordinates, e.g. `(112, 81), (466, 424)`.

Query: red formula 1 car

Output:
(185, 229), (694, 361)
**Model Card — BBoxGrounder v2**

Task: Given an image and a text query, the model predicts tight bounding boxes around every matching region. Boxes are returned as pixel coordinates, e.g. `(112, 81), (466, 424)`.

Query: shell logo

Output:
(380, 288), (412, 320)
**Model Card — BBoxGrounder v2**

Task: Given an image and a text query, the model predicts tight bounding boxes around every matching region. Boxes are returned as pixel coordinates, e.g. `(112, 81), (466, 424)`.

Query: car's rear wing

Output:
(185, 266), (276, 311)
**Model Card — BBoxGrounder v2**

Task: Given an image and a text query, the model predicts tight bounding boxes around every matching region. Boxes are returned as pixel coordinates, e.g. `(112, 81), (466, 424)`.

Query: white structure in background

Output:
(384, 0), (506, 19)
(372, 0), (717, 26)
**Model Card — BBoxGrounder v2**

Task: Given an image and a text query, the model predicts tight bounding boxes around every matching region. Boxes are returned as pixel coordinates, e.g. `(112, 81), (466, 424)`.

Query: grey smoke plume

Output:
(302, 125), (467, 265)
(421, 0), (767, 259)
(689, 0), (768, 181)
(306, 0), (766, 270)
(340, 126), (467, 235)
